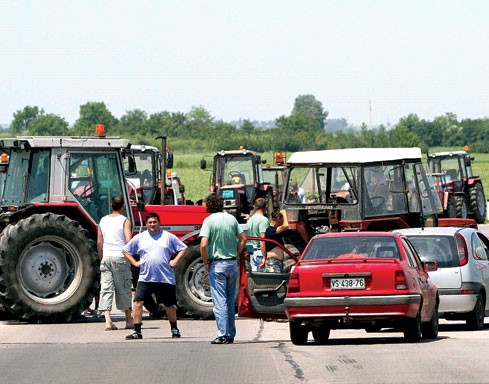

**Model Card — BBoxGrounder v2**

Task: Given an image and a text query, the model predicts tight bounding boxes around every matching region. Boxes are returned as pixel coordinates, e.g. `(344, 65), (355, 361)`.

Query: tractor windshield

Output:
(68, 152), (128, 223)
(217, 155), (256, 187)
(286, 166), (358, 205)
(363, 164), (407, 216)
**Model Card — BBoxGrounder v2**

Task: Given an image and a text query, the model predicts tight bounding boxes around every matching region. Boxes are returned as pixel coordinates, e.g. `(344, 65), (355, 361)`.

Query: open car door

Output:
(238, 236), (299, 319)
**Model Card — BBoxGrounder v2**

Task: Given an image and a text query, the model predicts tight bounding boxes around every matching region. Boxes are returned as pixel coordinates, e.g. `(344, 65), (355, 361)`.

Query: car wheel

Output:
(421, 303), (439, 339)
(312, 325), (330, 344)
(404, 312), (422, 342)
(289, 320), (309, 345)
(466, 294), (485, 331)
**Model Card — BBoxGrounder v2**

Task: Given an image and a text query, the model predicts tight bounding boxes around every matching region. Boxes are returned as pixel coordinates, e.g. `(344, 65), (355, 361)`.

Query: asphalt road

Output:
(1, 312), (489, 384)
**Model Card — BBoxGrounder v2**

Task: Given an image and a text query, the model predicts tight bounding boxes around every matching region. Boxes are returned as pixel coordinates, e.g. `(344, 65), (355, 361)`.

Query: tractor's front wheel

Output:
(0, 213), (99, 322)
(455, 195), (469, 219)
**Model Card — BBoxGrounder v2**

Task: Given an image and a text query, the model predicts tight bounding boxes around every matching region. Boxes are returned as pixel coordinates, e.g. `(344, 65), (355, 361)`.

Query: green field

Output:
(173, 149), (489, 204)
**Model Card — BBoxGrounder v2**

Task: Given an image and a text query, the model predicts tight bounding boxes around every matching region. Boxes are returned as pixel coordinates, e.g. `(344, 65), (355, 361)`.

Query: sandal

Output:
(105, 324), (118, 331)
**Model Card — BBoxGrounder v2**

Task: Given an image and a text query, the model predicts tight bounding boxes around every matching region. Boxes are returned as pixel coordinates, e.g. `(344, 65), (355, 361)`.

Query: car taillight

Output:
(455, 233), (469, 266)
(395, 270), (407, 290)
(288, 271), (300, 293)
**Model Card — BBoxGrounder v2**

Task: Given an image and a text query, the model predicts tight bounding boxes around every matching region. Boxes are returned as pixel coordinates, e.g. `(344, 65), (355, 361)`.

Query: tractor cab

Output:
(201, 147), (273, 222)
(281, 148), (444, 251)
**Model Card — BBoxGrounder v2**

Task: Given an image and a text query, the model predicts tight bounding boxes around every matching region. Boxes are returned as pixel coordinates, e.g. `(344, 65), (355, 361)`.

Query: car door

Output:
(402, 238), (433, 320)
(238, 237), (298, 319)
(471, 231), (489, 311)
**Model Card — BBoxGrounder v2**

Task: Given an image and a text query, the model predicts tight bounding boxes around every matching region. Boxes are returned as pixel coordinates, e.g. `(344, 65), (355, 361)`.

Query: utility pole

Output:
(369, 100), (372, 128)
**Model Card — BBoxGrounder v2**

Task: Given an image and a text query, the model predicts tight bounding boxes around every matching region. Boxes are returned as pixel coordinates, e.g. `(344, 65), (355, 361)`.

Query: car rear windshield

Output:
(407, 235), (459, 268)
(303, 236), (400, 261)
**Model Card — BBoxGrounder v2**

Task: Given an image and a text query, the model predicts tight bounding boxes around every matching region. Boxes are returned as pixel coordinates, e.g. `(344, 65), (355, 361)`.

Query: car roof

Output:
(315, 231), (400, 239)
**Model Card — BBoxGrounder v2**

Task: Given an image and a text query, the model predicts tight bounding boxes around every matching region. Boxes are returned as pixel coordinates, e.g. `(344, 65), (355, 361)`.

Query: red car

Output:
(238, 232), (439, 345)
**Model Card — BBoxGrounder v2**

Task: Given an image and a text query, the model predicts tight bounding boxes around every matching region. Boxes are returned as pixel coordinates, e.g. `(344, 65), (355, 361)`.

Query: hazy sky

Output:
(2, 1), (489, 127)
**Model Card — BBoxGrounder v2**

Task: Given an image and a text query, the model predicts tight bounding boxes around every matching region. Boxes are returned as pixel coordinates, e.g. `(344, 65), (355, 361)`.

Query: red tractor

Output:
(427, 149), (486, 223)
(0, 129), (213, 322)
(125, 142), (189, 206)
(262, 151), (287, 211)
(200, 147), (275, 222)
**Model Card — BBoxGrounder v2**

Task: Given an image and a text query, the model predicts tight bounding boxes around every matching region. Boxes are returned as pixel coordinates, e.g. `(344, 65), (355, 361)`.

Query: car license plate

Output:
(330, 278), (366, 290)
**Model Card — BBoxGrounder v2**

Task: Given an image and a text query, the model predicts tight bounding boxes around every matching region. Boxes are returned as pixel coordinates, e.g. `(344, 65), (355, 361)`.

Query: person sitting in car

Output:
(264, 210), (290, 273)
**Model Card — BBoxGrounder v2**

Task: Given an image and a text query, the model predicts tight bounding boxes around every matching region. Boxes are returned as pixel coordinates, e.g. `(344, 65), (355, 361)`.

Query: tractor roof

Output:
(0, 136), (130, 150)
(428, 151), (467, 158)
(131, 144), (159, 152)
(217, 149), (259, 156)
(287, 147), (422, 166)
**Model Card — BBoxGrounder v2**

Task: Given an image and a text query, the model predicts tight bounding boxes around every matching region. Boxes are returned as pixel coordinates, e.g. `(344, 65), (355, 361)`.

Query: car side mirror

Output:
(423, 260), (438, 272)
(200, 158), (207, 170)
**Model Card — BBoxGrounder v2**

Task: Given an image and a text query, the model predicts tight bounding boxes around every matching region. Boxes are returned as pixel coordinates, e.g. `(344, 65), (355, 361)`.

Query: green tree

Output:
(73, 102), (118, 135)
(240, 119), (255, 134)
(186, 106), (214, 138)
(117, 109), (148, 137)
(273, 113), (324, 151)
(28, 114), (69, 136)
(11, 106), (44, 134)
(147, 111), (186, 139)
(389, 124), (421, 147)
(292, 94), (328, 130)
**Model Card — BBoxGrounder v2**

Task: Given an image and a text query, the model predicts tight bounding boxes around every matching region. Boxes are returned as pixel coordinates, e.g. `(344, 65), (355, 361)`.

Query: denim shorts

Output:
(251, 250), (265, 272)
(265, 258), (283, 273)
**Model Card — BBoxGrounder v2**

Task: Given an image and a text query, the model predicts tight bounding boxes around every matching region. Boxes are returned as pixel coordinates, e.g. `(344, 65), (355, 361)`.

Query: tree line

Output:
(7, 96), (489, 153)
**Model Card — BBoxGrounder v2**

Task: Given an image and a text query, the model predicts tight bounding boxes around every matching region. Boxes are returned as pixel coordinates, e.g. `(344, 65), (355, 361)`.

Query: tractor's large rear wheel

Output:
(470, 183), (486, 224)
(174, 245), (214, 319)
(0, 213), (99, 322)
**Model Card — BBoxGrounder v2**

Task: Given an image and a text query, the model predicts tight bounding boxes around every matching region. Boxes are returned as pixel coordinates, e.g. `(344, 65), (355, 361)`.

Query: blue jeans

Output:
(209, 260), (237, 338)
(251, 250), (265, 272)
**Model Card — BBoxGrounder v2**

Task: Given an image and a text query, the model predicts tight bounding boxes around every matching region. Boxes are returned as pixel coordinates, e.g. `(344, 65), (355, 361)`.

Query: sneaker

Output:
(211, 336), (229, 344)
(226, 337), (234, 344)
(126, 331), (143, 340)
(171, 328), (181, 338)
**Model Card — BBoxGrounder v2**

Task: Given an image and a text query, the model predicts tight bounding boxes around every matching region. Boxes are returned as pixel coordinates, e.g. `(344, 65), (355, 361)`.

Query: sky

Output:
(2, 0), (489, 128)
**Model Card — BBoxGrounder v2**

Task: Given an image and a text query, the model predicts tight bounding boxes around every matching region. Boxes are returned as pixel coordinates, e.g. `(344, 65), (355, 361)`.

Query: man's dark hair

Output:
(205, 193), (224, 213)
(111, 195), (124, 211)
(145, 212), (160, 223)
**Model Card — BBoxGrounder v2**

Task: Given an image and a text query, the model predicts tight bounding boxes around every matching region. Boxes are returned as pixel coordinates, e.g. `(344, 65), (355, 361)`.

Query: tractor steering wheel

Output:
(370, 196), (385, 209)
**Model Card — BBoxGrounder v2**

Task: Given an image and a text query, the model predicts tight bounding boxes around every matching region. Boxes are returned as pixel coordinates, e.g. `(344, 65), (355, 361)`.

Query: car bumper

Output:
(284, 295), (421, 319)
(438, 292), (478, 315)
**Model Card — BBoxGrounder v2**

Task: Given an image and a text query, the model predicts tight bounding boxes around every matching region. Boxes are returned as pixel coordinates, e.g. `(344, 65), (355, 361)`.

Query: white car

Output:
(394, 227), (489, 330)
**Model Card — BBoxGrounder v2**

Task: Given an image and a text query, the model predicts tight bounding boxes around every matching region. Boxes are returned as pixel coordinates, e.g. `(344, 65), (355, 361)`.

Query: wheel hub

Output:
(19, 242), (70, 297)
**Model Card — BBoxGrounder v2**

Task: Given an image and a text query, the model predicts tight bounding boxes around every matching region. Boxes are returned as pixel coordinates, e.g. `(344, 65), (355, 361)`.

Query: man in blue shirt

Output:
(123, 212), (188, 340)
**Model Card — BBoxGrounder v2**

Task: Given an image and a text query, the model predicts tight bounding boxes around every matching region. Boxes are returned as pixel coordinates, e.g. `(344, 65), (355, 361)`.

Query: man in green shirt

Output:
(200, 193), (247, 344)
(247, 197), (269, 271)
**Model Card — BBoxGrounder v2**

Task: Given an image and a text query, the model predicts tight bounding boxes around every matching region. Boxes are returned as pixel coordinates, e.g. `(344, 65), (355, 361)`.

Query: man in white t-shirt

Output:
(97, 195), (133, 331)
